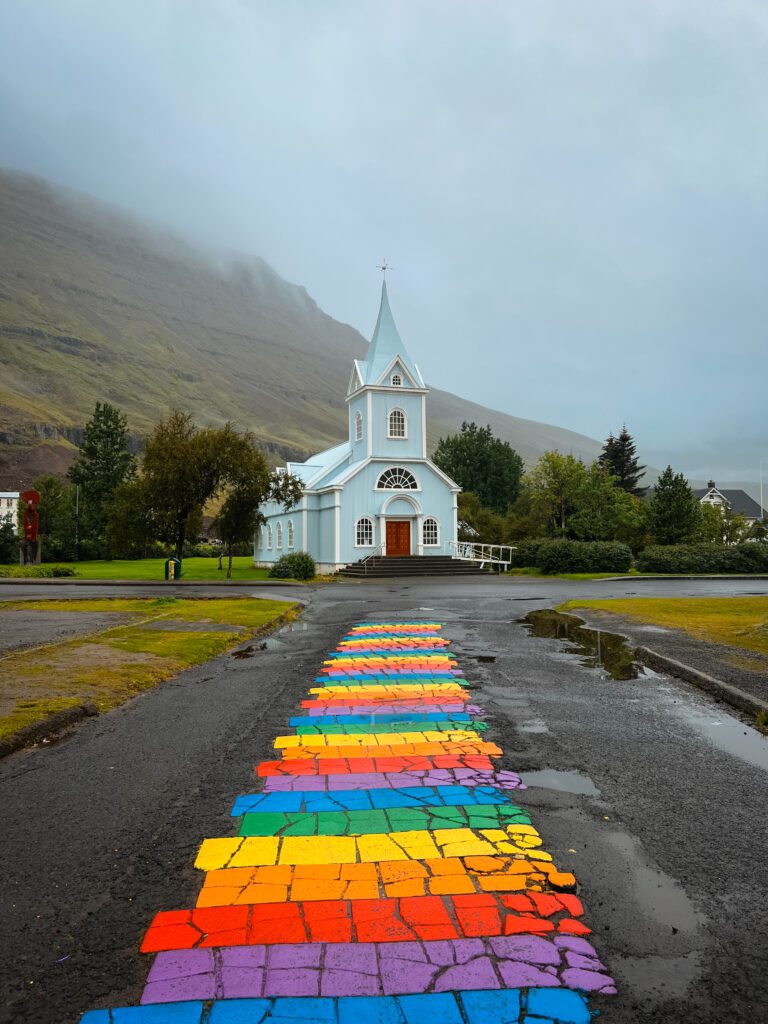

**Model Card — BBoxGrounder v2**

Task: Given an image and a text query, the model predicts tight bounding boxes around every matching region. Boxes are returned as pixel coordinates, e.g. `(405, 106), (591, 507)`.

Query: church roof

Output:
(287, 441), (351, 488)
(357, 281), (425, 388)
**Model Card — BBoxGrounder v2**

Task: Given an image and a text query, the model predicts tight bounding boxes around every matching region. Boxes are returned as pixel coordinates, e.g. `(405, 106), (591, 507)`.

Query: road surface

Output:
(0, 575), (766, 1023)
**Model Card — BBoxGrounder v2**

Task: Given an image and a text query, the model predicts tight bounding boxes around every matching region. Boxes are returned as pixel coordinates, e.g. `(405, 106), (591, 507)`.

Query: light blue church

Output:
(254, 282), (460, 572)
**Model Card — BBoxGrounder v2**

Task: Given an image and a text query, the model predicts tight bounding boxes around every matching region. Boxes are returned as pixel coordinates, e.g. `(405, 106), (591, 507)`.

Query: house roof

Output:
(356, 281), (425, 388)
(694, 487), (767, 519)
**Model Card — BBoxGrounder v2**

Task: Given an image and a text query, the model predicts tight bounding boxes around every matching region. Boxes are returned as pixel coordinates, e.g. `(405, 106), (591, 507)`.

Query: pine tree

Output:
(648, 466), (700, 544)
(69, 402), (135, 548)
(599, 425), (646, 495)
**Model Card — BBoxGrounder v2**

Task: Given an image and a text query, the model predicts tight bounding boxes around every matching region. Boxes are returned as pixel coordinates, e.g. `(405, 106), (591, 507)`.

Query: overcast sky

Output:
(1, 0), (767, 485)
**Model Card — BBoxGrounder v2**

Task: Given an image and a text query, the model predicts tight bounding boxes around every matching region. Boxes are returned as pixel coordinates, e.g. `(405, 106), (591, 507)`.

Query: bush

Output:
(0, 564), (78, 578)
(183, 542), (219, 558)
(268, 551), (316, 580)
(506, 539), (547, 568)
(536, 539), (633, 575)
(637, 543), (768, 574)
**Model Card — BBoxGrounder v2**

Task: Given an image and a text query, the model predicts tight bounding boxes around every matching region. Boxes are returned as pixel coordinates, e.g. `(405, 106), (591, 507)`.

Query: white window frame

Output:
(422, 517), (440, 546)
(391, 374), (402, 386)
(388, 408), (407, 439)
(355, 516), (374, 547)
(354, 411), (363, 442)
(276, 522), (283, 549)
(375, 467), (419, 491)
(267, 524), (273, 550)
(287, 519), (295, 549)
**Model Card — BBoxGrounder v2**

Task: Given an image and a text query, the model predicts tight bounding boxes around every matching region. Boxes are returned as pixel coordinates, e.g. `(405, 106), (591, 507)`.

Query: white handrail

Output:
(445, 540), (516, 568)
(361, 542), (387, 573)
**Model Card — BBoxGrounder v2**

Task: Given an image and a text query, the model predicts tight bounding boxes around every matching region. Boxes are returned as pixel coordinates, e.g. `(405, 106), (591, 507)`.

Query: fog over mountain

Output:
(0, 1), (766, 489)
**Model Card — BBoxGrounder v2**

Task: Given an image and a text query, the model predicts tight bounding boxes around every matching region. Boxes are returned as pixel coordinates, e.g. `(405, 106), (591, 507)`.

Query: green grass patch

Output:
(559, 596), (768, 658)
(0, 556), (273, 581)
(0, 697), (82, 742)
(0, 596), (298, 745)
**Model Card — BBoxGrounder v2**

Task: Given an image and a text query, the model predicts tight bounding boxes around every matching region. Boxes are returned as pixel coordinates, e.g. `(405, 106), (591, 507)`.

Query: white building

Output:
(0, 492), (19, 533)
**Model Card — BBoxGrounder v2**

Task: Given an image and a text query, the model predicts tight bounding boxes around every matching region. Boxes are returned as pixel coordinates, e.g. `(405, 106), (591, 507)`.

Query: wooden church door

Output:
(386, 521), (411, 556)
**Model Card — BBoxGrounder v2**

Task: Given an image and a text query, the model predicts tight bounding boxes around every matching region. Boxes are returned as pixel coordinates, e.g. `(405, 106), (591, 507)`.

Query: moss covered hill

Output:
(0, 169), (601, 485)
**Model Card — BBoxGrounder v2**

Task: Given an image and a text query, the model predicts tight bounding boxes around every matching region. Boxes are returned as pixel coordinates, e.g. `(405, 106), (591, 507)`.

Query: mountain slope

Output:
(0, 170), (602, 486)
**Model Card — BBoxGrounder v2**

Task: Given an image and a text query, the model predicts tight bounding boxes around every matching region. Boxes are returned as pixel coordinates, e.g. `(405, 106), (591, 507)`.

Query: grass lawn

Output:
(0, 595), (298, 743)
(559, 597), (768, 658)
(0, 556), (272, 581)
(505, 567), (638, 580)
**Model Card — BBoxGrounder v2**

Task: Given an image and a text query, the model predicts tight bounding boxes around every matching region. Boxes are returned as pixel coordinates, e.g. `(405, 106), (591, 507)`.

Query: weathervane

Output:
(377, 259), (392, 279)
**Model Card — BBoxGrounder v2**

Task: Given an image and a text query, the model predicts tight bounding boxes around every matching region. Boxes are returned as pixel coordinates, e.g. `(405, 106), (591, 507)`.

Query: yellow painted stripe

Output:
(274, 730), (480, 749)
(195, 825), (549, 871)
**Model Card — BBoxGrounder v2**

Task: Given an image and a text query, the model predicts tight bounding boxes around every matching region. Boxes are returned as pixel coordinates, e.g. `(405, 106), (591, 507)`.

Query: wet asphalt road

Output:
(0, 575), (767, 1024)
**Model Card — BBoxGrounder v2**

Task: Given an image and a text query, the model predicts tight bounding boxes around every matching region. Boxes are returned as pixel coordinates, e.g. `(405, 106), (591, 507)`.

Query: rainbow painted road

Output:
(80, 622), (616, 1024)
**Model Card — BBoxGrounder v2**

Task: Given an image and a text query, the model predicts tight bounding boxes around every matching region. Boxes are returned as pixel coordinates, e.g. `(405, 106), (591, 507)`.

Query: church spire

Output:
(359, 279), (425, 388)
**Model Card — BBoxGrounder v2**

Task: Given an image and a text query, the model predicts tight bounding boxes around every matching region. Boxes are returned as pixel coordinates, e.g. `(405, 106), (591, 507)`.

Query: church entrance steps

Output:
(338, 556), (487, 578)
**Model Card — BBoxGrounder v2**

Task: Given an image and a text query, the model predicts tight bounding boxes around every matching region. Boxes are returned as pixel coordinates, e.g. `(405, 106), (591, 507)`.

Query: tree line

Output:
(433, 421), (766, 548)
(5, 403), (301, 575)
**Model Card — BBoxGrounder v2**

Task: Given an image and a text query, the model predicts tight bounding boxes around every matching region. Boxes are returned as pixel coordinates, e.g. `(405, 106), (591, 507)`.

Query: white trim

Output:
(379, 492), (423, 516)
(346, 383), (428, 401)
(286, 519), (295, 549)
(354, 410), (363, 443)
(421, 397), (427, 458)
(373, 355), (422, 389)
(302, 503), (308, 550)
(334, 500), (340, 564)
(267, 524), (273, 550)
(276, 522), (283, 549)
(366, 391), (373, 458)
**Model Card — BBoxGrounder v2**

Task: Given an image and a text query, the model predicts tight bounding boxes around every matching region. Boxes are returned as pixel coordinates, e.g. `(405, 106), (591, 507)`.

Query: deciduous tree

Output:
(433, 422), (523, 514)
(525, 451), (587, 536)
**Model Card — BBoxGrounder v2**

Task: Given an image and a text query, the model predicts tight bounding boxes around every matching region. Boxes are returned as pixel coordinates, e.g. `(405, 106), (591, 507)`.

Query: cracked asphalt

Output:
(0, 575), (766, 1024)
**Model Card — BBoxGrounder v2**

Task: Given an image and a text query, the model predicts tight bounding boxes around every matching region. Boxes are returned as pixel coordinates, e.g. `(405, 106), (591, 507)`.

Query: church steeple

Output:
(355, 281), (425, 390)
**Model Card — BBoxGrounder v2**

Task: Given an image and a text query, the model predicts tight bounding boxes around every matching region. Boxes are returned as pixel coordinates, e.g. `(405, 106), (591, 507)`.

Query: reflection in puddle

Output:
(518, 769), (600, 796)
(665, 701), (768, 772)
(606, 832), (703, 933)
(523, 610), (642, 680)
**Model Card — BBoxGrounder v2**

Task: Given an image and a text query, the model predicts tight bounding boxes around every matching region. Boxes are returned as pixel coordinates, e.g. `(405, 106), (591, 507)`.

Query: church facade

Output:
(254, 282), (460, 573)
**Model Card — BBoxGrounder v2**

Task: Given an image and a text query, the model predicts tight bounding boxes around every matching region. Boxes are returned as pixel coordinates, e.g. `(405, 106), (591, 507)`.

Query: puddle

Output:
(518, 769), (600, 796)
(278, 622), (308, 634)
(606, 832), (703, 933)
(615, 951), (701, 998)
(523, 609), (642, 680)
(468, 654), (496, 663)
(666, 702), (768, 772)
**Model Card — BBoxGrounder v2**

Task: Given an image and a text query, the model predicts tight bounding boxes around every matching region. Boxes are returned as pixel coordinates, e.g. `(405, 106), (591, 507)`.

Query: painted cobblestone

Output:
(79, 621), (614, 1023)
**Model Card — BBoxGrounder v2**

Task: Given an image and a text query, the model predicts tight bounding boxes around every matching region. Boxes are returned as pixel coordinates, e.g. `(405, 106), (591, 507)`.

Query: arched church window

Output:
(267, 524), (273, 549)
(423, 517), (439, 546)
(355, 517), (374, 546)
(388, 408), (406, 438)
(391, 374), (402, 386)
(287, 520), (295, 549)
(376, 467), (418, 490)
(276, 523), (283, 549)
(354, 411), (363, 442)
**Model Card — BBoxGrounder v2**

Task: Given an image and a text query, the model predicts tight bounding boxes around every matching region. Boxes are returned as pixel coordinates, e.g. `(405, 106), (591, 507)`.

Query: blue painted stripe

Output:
(289, 712), (472, 726)
(231, 783), (518, 816)
(81, 989), (592, 1024)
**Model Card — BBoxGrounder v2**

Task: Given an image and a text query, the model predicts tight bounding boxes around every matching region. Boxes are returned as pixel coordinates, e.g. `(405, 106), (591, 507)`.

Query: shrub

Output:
(0, 564), (78, 578)
(637, 543), (768, 574)
(506, 539), (547, 568)
(537, 539), (633, 575)
(268, 551), (316, 580)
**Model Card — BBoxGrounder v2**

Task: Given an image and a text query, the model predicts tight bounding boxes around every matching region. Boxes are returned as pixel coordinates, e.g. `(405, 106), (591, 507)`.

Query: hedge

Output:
(536, 540), (633, 575)
(0, 564), (78, 578)
(268, 551), (316, 580)
(637, 543), (768, 574)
